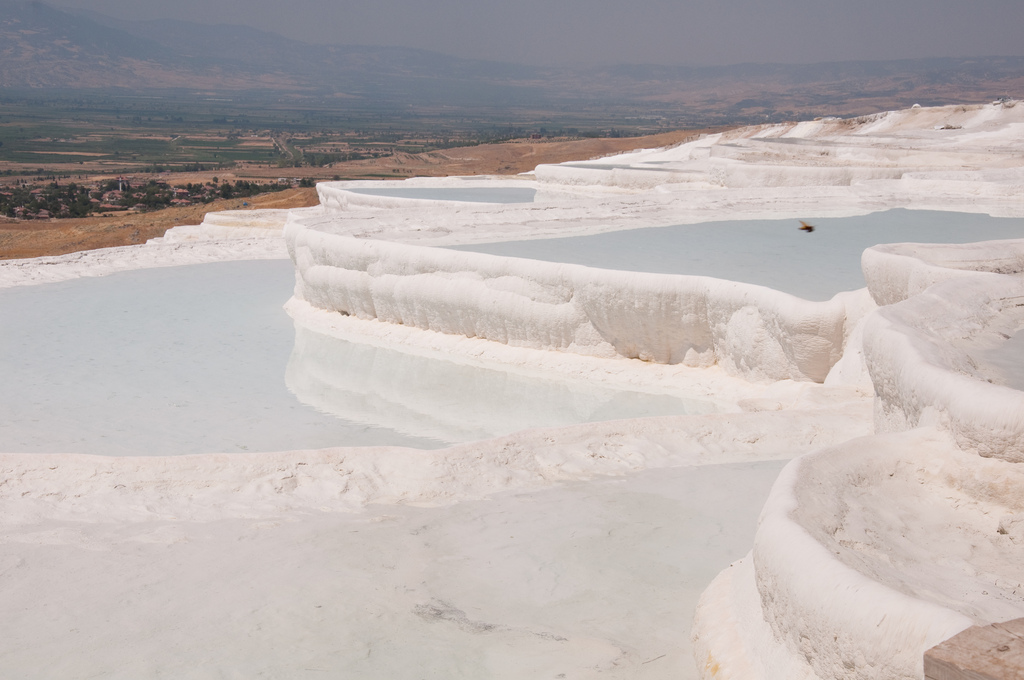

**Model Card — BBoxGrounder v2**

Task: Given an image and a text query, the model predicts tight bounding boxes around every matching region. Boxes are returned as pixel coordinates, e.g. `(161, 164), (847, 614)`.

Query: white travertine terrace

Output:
(0, 101), (1022, 679)
(286, 229), (870, 383)
(154, 206), (323, 243)
(692, 245), (1024, 680)
(285, 101), (1024, 680)
(288, 100), (1024, 252)
(865, 266), (1024, 460)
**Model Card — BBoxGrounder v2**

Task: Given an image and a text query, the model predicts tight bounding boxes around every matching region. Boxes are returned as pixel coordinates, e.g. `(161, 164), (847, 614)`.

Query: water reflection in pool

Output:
(0, 259), (711, 456)
(0, 260), (444, 455)
(286, 324), (715, 445)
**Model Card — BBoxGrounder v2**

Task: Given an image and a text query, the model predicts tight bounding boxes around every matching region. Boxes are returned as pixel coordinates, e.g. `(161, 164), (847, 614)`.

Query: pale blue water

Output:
(12, 208), (1015, 455)
(0, 260), (442, 455)
(0, 260), (709, 456)
(450, 209), (1024, 300)
(286, 325), (714, 445)
(346, 187), (536, 203)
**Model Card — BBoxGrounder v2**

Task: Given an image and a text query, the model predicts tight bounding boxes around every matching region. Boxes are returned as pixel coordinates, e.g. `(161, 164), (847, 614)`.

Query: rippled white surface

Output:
(452, 209), (1024, 300)
(0, 459), (784, 679)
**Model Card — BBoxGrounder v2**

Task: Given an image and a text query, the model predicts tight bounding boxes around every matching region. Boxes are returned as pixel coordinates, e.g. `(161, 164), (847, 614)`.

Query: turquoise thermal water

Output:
(451, 209), (1024, 300)
(345, 186), (537, 203)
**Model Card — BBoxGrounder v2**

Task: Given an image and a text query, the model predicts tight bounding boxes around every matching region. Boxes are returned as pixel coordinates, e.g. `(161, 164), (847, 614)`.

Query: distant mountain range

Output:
(2, 0), (1022, 122)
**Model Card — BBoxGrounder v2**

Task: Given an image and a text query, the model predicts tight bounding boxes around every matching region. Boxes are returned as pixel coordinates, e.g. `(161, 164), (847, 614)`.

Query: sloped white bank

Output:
(155, 206), (324, 243)
(692, 239), (1024, 680)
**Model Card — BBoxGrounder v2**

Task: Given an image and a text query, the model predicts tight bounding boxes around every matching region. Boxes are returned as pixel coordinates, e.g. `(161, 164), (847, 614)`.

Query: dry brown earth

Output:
(240, 129), (723, 180)
(0, 129), (721, 260)
(0, 188), (319, 260)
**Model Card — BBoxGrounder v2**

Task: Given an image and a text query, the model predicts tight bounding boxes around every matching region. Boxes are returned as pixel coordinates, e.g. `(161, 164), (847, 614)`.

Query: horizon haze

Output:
(3, 0), (1023, 131)
(50, 0), (1024, 68)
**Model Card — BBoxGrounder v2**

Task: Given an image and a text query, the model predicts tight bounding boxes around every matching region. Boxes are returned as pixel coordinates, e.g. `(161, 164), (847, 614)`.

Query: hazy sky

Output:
(54, 0), (1024, 67)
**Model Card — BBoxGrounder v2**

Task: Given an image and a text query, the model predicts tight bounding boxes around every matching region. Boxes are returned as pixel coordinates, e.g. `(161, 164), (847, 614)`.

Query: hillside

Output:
(1, 1), (1022, 121)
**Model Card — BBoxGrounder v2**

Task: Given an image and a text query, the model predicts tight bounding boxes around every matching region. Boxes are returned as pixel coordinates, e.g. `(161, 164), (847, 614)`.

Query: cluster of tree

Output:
(121, 178), (288, 208)
(138, 162), (221, 174)
(1, 178), (288, 219)
(277, 150), (370, 168)
(0, 169), (82, 180)
(578, 128), (639, 138)
(215, 179), (288, 200)
(1, 182), (94, 218)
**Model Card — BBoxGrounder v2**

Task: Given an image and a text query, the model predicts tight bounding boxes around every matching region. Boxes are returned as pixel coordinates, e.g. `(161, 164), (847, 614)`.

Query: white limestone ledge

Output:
(866, 272), (1024, 462)
(862, 238), (1024, 307)
(535, 101), (1024, 194)
(154, 207), (322, 243)
(693, 238), (1024, 680)
(694, 428), (1023, 680)
(286, 224), (871, 383)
